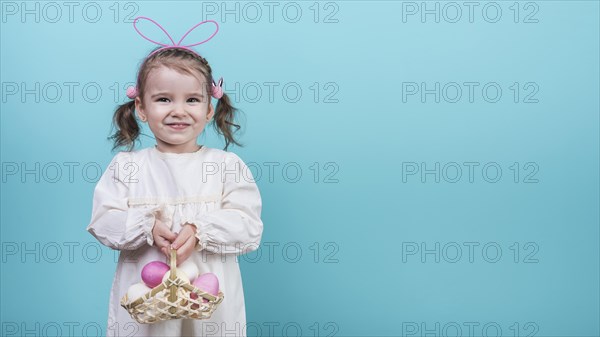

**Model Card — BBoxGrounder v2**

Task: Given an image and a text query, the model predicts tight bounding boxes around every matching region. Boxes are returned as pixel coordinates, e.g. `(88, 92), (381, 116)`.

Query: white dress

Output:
(86, 145), (264, 337)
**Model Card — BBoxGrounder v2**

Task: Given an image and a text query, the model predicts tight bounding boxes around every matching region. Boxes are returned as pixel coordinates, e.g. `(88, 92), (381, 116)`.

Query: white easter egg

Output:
(146, 288), (189, 318)
(161, 269), (190, 284)
(126, 282), (151, 303)
(146, 291), (167, 317)
(178, 260), (200, 281)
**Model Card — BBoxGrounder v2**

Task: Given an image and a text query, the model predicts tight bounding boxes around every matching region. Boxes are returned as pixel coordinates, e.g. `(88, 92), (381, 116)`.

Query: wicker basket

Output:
(120, 247), (224, 324)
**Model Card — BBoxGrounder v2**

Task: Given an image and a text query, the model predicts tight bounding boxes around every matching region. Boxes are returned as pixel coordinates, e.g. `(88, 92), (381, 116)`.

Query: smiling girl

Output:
(86, 17), (264, 337)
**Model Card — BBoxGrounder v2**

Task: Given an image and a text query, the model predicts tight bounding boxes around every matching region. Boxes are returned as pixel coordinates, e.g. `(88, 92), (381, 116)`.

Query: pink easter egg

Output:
(191, 273), (220, 304)
(141, 261), (169, 288)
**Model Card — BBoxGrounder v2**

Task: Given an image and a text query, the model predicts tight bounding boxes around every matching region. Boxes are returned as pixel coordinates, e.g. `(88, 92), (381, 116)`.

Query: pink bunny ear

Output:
(211, 77), (224, 99)
(177, 19), (220, 48)
(133, 16), (177, 47)
(132, 16), (219, 58)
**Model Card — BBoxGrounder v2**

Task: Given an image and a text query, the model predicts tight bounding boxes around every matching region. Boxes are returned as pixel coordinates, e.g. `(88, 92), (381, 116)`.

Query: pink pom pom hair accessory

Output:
(125, 16), (224, 100)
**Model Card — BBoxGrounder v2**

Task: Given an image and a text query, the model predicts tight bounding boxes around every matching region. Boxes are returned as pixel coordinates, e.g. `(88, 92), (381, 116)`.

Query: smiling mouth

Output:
(166, 123), (190, 129)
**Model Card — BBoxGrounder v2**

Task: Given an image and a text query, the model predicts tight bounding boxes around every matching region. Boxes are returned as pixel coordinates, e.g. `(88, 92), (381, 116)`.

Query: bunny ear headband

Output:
(125, 16), (224, 100)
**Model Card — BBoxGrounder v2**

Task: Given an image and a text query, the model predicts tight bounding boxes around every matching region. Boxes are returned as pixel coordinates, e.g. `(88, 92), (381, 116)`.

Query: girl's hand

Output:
(170, 223), (199, 266)
(152, 218), (177, 258)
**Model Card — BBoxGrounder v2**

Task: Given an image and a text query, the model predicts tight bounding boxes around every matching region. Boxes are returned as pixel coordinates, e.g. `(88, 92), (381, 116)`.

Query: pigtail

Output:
(213, 92), (243, 151)
(108, 100), (140, 152)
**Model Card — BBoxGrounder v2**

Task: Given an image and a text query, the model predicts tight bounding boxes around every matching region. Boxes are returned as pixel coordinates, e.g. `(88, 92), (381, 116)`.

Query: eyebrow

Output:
(150, 92), (205, 98)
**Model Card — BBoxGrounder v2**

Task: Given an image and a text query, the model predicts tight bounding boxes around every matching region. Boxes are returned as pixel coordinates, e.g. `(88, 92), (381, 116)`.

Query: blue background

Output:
(1, 1), (598, 336)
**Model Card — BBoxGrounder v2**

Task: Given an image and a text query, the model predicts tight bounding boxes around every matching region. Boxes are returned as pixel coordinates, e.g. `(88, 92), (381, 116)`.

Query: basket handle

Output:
(169, 246), (177, 275)
(167, 246), (178, 307)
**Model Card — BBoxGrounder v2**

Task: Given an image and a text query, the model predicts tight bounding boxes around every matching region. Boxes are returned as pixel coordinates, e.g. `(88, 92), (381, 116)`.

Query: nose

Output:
(170, 101), (188, 117)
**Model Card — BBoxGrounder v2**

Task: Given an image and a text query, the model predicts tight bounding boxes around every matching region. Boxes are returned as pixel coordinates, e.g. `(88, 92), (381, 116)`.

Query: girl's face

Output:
(135, 65), (214, 153)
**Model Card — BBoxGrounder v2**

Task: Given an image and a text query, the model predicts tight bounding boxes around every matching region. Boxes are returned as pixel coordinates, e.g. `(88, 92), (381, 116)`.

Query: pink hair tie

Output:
(126, 86), (138, 99)
(212, 78), (224, 99)
(126, 16), (225, 100)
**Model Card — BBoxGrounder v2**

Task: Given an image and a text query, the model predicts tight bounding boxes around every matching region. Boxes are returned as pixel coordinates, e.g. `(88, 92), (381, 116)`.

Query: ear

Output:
(207, 102), (215, 121)
(134, 96), (146, 121)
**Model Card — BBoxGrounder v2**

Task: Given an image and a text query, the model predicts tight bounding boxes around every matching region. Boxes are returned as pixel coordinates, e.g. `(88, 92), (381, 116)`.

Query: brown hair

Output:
(108, 47), (243, 152)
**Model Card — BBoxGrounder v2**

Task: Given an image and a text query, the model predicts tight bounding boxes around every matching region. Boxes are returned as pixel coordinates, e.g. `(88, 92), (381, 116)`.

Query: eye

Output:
(188, 97), (201, 102)
(157, 97), (170, 102)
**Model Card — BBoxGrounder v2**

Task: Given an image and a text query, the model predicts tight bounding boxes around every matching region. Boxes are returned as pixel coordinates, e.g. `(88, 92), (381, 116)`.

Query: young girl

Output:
(86, 17), (263, 337)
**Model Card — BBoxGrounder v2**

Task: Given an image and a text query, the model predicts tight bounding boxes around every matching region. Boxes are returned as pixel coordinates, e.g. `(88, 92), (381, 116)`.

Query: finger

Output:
(181, 234), (197, 253)
(166, 231), (178, 242)
(176, 236), (197, 266)
(154, 236), (169, 249)
(159, 226), (177, 242)
(171, 229), (192, 250)
(171, 234), (186, 251)
(158, 232), (176, 247)
(155, 235), (174, 259)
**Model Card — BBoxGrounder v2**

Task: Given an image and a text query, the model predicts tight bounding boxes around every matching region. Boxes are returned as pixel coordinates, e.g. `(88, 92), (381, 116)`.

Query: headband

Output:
(125, 16), (224, 100)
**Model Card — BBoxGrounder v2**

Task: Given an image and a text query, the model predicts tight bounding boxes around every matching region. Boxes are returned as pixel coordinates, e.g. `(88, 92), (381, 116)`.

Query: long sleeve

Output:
(191, 152), (264, 255)
(86, 152), (161, 250)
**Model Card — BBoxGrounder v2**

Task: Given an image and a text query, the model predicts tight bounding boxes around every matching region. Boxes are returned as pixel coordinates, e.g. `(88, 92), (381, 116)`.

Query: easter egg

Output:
(126, 282), (151, 303)
(177, 287), (190, 308)
(191, 273), (220, 305)
(141, 261), (169, 288)
(178, 260), (200, 281)
(161, 268), (190, 284)
(145, 291), (169, 316)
